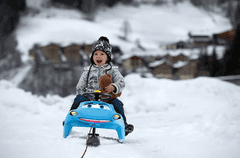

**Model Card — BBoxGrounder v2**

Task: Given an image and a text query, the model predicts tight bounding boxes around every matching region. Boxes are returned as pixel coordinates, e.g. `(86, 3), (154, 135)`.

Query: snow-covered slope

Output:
(15, 1), (231, 62)
(1, 75), (240, 158)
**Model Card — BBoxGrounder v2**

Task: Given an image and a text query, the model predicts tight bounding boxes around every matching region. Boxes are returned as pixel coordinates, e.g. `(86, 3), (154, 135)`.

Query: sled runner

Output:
(63, 90), (125, 146)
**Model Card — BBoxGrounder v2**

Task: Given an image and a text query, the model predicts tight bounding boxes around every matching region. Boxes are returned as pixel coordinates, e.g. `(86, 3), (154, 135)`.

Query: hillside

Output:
(15, 0), (232, 62)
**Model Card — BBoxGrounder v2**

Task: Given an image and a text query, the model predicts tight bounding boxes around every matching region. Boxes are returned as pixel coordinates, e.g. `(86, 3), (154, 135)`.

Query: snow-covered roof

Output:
(148, 58), (168, 67)
(173, 60), (188, 68)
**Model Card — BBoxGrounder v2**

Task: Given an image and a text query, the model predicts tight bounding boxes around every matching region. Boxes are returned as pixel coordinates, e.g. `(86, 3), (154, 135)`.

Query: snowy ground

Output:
(16, 0), (231, 62)
(1, 74), (240, 158)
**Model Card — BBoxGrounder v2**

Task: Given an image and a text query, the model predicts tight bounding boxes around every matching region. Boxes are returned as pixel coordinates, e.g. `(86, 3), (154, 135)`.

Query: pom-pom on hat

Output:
(90, 36), (112, 65)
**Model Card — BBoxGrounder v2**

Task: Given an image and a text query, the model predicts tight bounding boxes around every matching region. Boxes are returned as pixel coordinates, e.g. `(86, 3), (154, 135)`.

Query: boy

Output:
(69, 36), (133, 136)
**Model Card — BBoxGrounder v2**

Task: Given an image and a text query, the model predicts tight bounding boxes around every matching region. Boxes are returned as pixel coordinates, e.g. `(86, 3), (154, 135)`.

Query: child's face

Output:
(93, 50), (108, 66)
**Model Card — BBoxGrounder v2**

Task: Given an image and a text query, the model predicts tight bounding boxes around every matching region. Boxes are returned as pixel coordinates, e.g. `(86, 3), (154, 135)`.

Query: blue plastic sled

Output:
(63, 91), (125, 143)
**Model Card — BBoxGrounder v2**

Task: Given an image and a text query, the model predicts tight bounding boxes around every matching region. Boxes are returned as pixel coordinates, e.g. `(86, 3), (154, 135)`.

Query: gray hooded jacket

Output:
(76, 64), (125, 95)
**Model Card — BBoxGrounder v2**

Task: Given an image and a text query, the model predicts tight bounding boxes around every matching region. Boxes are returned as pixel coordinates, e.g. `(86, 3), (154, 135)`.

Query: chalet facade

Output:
(213, 29), (236, 46)
(63, 44), (81, 62)
(123, 56), (144, 72)
(29, 43), (91, 65)
(165, 41), (190, 50)
(167, 53), (189, 63)
(40, 43), (62, 63)
(188, 32), (212, 48)
(151, 61), (173, 79)
(83, 44), (94, 58)
(176, 60), (198, 80)
(148, 52), (200, 80)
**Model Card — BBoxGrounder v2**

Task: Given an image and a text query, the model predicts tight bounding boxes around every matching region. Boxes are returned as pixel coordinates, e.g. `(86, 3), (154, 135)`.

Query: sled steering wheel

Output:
(83, 90), (112, 101)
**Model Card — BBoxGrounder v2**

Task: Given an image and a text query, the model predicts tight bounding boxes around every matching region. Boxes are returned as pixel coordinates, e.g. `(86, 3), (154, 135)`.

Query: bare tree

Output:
(120, 20), (131, 41)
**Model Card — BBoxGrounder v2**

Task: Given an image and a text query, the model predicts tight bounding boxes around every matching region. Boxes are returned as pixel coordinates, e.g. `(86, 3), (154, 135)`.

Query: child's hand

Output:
(104, 85), (115, 93)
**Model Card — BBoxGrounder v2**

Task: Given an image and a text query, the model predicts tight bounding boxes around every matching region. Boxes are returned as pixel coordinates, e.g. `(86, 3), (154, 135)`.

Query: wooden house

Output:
(123, 58), (132, 71)
(63, 44), (81, 62)
(188, 32), (211, 48)
(40, 43), (62, 63)
(83, 44), (94, 58)
(213, 29), (236, 46)
(164, 43), (177, 50)
(29, 44), (50, 64)
(123, 55), (143, 72)
(176, 59), (198, 80)
(167, 53), (189, 63)
(28, 44), (44, 61)
(175, 41), (188, 49)
(150, 60), (173, 79)
(29, 49), (35, 60)
(130, 56), (142, 68)
(165, 41), (189, 49)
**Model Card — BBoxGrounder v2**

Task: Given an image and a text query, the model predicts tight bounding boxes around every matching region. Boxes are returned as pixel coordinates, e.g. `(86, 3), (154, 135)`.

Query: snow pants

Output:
(70, 94), (127, 124)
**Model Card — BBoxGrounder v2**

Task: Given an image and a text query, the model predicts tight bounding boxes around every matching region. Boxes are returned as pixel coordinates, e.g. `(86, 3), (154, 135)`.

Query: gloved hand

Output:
(104, 85), (115, 93)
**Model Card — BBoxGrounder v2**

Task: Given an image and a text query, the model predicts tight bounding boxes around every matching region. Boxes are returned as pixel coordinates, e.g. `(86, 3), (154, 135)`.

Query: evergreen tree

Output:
(0, 0), (25, 68)
(52, 0), (79, 7)
(234, 0), (240, 28)
(219, 1), (240, 76)
(209, 47), (219, 76)
(196, 50), (209, 77)
(222, 25), (240, 75)
(190, 0), (203, 6)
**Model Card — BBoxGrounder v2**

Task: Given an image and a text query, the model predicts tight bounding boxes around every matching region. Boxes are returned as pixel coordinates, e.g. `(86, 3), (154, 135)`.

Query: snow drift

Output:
(0, 75), (240, 158)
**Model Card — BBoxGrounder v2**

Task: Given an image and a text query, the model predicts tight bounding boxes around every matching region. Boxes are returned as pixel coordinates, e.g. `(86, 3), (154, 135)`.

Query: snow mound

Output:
(122, 74), (240, 114)
(0, 80), (73, 114)
(122, 74), (240, 140)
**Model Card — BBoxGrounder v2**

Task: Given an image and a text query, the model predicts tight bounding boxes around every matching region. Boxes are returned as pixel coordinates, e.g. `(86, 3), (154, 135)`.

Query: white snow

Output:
(1, 75), (240, 158)
(149, 58), (167, 67)
(10, 64), (32, 85)
(173, 60), (189, 68)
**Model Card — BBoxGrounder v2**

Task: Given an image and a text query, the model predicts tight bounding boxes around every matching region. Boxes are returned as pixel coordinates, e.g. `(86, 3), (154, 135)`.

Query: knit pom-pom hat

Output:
(90, 36), (112, 65)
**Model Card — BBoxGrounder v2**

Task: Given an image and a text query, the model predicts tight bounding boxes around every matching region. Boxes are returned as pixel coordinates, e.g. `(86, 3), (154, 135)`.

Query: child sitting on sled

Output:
(68, 36), (133, 136)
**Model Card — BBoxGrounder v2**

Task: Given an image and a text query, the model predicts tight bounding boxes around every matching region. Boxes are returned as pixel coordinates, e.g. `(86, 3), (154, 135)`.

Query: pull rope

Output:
(85, 64), (93, 91)
(105, 63), (112, 74)
(81, 124), (94, 158)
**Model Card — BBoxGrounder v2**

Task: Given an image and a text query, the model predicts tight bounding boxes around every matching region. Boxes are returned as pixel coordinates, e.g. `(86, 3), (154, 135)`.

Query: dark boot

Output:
(125, 124), (134, 136)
